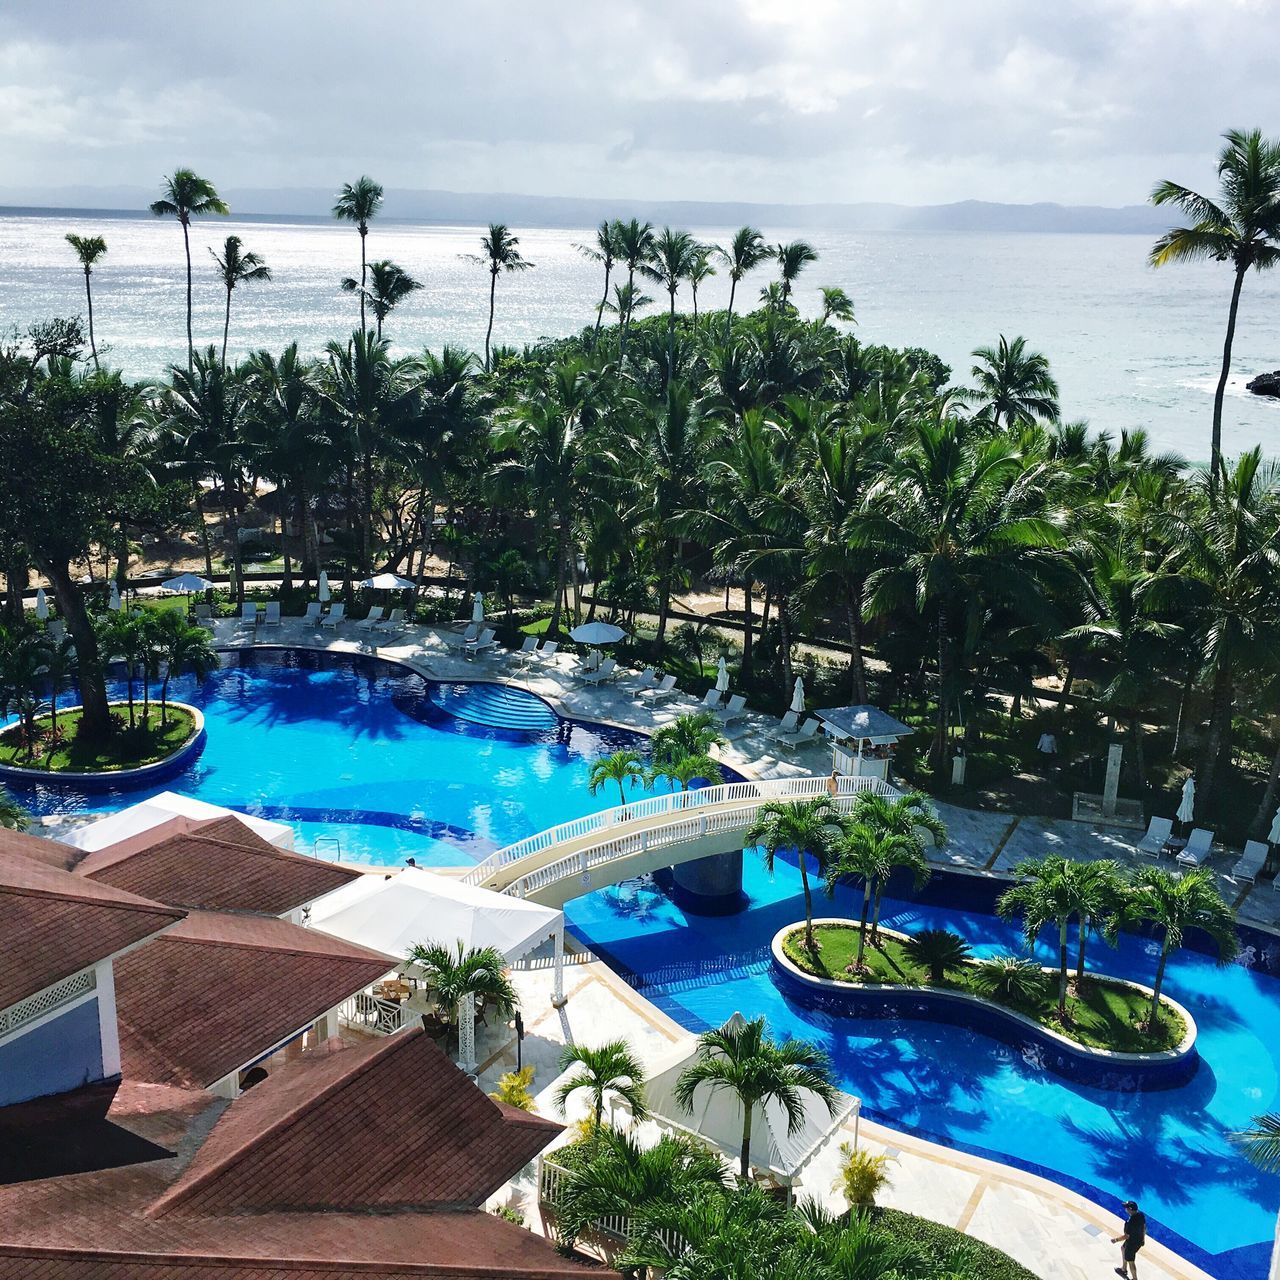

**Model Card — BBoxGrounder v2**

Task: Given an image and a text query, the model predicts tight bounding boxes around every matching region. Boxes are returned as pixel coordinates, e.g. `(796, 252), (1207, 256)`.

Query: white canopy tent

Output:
(309, 867), (565, 1073)
(642, 1012), (860, 1186)
(62, 791), (295, 852)
(360, 572), (415, 591)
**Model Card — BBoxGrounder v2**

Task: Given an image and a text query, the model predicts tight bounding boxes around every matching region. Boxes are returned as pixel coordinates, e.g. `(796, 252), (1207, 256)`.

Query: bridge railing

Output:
(463, 773), (894, 887)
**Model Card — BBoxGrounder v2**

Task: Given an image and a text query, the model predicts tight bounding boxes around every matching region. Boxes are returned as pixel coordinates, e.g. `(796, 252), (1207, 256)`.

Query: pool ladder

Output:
(313, 835), (342, 861)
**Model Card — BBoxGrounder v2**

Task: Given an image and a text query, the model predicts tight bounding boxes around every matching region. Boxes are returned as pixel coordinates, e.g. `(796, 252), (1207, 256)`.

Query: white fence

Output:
(336, 991), (407, 1036)
(539, 1158), (684, 1256)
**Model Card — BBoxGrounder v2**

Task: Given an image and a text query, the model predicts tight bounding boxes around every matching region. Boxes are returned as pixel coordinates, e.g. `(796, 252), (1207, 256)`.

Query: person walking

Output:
(1111, 1199), (1146, 1277)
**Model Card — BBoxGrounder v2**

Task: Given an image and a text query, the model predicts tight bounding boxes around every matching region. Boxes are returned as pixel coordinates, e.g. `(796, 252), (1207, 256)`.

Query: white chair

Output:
(702, 688), (724, 710)
(637, 674), (678, 703)
(240, 601), (258, 625)
(582, 658), (618, 686)
(1176, 827), (1214, 867)
(468, 627), (497, 656)
(193, 603), (212, 628)
(262, 601), (282, 627)
(512, 635), (539, 661)
(303, 602), (323, 624)
(533, 639), (559, 661)
(357, 605), (384, 632)
(1136, 816), (1174, 858)
(771, 710), (800, 740)
(776, 717), (820, 751)
(48, 619), (66, 640)
(374, 607), (407, 632)
(628, 666), (658, 691)
(717, 693), (747, 724)
(320, 602), (346, 629)
(1232, 840), (1269, 883)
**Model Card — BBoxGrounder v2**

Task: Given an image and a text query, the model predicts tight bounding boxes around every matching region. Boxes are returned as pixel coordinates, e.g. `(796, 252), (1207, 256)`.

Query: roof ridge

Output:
(170, 929), (385, 963)
(1, 879), (179, 916)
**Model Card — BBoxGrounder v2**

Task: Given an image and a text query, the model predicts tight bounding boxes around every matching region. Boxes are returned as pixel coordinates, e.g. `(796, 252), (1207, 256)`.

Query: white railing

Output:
(464, 774), (894, 887)
(336, 991), (407, 1036)
(540, 1159), (685, 1255)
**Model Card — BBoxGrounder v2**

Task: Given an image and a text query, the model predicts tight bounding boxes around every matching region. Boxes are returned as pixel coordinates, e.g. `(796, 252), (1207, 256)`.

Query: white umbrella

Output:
(318, 570), (331, 603)
(1176, 776), (1196, 826)
(569, 621), (627, 646)
(108, 581), (122, 612)
(161, 573), (214, 594)
(1268, 804), (1280, 846)
(361, 572), (415, 591)
(715, 656), (730, 693)
(789, 676), (805, 715)
(34, 588), (48, 621)
(472, 592), (485, 623)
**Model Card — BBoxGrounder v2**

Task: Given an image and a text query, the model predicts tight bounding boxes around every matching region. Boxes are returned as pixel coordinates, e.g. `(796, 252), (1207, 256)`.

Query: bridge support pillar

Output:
(669, 849), (746, 916)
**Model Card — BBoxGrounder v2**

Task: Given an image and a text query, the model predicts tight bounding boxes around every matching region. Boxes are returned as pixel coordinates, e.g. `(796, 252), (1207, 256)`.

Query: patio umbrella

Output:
(1269, 804), (1280, 846)
(568, 621), (627, 646)
(161, 572), (214, 594)
(472, 592), (485, 623)
(1176, 776), (1196, 826)
(318, 570), (331, 603)
(789, 676), (805, 715)
(360, 572), (415, 591)
(108, 581), (122, 612)
(34, 588), (48, 621)
(715, 656), (730, 693)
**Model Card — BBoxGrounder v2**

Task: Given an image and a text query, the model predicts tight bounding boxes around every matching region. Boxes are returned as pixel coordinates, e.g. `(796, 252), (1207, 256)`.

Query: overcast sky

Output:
(2, 0), (1277, 208)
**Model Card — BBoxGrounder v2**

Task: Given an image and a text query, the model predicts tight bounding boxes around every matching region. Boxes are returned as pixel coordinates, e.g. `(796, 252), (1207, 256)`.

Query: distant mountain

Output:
(0, 185), (1171, 234)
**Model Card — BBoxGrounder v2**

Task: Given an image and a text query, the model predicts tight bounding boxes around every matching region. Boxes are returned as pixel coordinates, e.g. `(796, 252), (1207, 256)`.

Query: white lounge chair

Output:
(532, 639), (559, 661)
(373, 607), (407, 632)
(581, 658), (618, 685)
(262, 601), (282, 627)
(467, 627), (497, 656)
(320, 602), (346, 629)
(702, 688), (724, 710)
(512, 635), (539, 662)
(771, 710), (800, 740)
(1136, 816), (1174, 858)
(1176, 827), (1214, 867)
(356, 605), (384, 632)
(776, 717), (820, 751)
(627, 666), (658, 692)
(1232, 840), (1269, 883)
(240, 601), (258, 626)
(717, 693), (747, 724)
(48, 619), (66, 640)
(637, 674), (677, 703)
(303, 602), (323, 624)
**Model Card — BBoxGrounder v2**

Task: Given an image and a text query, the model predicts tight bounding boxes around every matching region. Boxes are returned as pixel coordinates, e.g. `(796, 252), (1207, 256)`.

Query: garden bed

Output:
(0, 703), (200, 774)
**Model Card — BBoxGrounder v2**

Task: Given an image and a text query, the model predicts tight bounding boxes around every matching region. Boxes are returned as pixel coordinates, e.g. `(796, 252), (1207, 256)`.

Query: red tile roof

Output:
(113, 911), (394, 1089)
(0, 841), (184, 1010)
(75, 814), (360, 916)
(152, 1027), (561, 1216)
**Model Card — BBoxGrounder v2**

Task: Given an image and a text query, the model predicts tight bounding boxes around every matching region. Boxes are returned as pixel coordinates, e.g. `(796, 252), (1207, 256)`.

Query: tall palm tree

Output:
(553, 1038), (650, 1130)
(851, 789), (945, 937)
(649, 709), (724, 768)
(614, 218), (657, 356)
(674, 1015), (838, 1178)
(745, 795), (847, 953)
(603, 280), (653, 335)
(640, 227), (698, 381)
(687, 245), (716, 325)
(65, 233), (107, 369)
(714, 226), (771, 341)
(332, 176), (385, 333)
(575, 219), (621, 347)
(149, 169), (230, 367)
(152, 610), (219, 724)
(210, 235), (271, 368)
(819, 285), (856, 325)
(37, 629), (77, 736)
(588, 748), (645, 807)
(1125, 865), (1237, 1030)
(774, 240), (818, 306)
(405, 940), (518, 1052)
(464, 223), (533, 372)
(827, 820), (898, 970)
(1150, 129), (1280, 476)
(962, 335), (1060, 432)
(341, 259), (422, 340)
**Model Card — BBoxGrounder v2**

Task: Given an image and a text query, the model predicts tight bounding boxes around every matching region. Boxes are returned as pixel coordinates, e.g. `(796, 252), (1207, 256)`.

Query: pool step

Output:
(430, 683), (558, 732)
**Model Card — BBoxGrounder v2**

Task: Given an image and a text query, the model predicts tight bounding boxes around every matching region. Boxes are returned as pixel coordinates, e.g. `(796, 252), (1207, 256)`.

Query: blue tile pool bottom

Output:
(565, 860), (1280, 1280)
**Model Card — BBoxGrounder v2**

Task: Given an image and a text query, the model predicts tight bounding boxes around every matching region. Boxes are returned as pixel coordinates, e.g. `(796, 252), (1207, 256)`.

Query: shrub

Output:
(488, 1065), (536, 1112)
(902, 928), (972, 983)
(836, 1142), (893, 1207)
(975, 954), (1047, 1003)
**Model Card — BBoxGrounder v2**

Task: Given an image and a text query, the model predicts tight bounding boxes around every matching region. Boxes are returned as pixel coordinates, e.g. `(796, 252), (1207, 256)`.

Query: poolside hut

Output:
(815, 704), (912, 782)
(62, 791), (295, 853)
(308, 868), (565, 1075)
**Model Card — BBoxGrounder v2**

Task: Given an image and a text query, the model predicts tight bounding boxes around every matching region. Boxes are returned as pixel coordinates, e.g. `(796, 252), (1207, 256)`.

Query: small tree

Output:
(554, 1038), (650, 1131)
(490, 1065), (536, 1112)
(903, 929), (971, 984)
(406, 940), (518, 1053)
(588, 749), (645, 808)
(836, 1142), (892, 1207)
(152, 610), (219, 725)
(0, 785), (29, 831)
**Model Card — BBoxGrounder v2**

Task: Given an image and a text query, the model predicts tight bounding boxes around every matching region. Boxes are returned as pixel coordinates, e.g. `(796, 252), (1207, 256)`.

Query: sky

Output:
(1, 0), (1278, 209)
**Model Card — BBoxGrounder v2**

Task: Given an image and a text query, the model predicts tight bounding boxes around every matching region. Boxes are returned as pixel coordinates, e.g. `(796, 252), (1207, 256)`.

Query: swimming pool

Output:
(9, 647), (671, 865)
(565, 855), (1280, 1280)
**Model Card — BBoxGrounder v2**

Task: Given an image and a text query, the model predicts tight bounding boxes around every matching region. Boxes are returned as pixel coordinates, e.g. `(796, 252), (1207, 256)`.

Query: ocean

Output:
(4, 208), (1279, 464)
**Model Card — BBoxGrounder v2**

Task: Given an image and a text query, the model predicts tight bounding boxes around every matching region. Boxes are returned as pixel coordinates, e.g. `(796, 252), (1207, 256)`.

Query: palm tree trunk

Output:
(741, 581), (754, 680)
(740, 1101), (753, 1179)
(724, 277), (737, 343)
(160, 669), (171, 727)
(1055, 657), (1077, 732)
(221, 285), (232, 369)
(932, 602), (952, 770)
(845, 579), (868, 703)
(1251, 737), (1280, 840)
(484, 269), (497, 372)
(359, 227), (368, 332)
(799, 855), (816, 952)
(182, 219), (194, 368)
(193, 485), (215, 580)
(1057, 919), (1069, 1013)
(547, 526), (568, 636)
(593, 264), (610, 347)
(778, 597), (793, 691)
(870, 879), (885, 942)
(38, 557), (111, 741)
(667, 287), (677, 387)
(621, 266), (635, 358)
(83, 269), (99, 370)
(655, 545), (673, 647)
(1210, 263), (1247, 481)
(1148, 939), (1171, 1029)
(1197, 656), (1235, 819)
(856, 883), (872, 968)
(1076, 913), (1089, 980)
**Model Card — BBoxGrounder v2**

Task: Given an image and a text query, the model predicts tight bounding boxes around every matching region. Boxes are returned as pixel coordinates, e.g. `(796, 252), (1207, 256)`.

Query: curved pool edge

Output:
(0, 702), (206, 791)
(771, 919), (1199, 1084)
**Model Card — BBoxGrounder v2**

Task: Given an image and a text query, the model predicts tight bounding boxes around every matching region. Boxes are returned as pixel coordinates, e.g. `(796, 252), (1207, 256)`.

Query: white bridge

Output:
(462, 774), (899, 908)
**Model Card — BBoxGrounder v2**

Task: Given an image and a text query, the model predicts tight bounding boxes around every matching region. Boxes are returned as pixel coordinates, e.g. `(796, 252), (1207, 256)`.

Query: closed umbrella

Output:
(789, 676), (805, 715)
(361, 572), (415, 591)
(1268, 804), (1280, 846)
(34, 588), (48, 621)
(715, 656), (730, 693)
(108, 581), (122, 612)
(569, 621), (627, 646)
(318, 571), (331, 603)
(1176, 776), (1196, 827)
(472, 592), (485, 623)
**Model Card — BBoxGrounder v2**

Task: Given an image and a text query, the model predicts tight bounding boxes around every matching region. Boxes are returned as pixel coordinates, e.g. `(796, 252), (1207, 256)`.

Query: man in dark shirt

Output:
(1111, 1199), (1146, 1277)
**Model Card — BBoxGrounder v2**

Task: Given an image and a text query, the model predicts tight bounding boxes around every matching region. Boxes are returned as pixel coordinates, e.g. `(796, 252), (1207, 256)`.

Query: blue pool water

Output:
(566, 857), (1280, 1279)
(9, 647), (668, 865)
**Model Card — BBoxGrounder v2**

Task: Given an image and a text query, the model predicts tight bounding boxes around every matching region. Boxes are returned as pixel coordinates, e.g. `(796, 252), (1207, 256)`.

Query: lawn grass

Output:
(0, 705), (198, 773)
(783, 922), (1186, 1054)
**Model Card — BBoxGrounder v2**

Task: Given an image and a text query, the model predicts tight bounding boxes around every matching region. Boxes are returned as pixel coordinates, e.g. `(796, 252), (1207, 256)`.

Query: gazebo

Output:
(814, 705), (912, 782)
(308, 868), (565, 1074)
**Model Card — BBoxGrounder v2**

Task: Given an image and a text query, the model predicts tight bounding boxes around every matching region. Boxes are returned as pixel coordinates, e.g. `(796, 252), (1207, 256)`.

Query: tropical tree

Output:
(1124, 865), (1237, 1030)
(152, 610), (218, 724)
(819, 286), (855, 325)
(613, 218), (656, 355)
(714, 226), (771, 340)
(745, 795), (847, 953)
(464, 223), (533, 372)
(687, 244), (716, 325)
(604, 281), (653, 335)
(588, 748), (645, 807)
(827, 821), (902, 971)
(0, 630), (49, 758)
(961, 335), (1060, 432)
(834, 1141), (893, 1207)
(149, 169), (230, 366)
(0, 785), (29, 831)
(1150, 128), (1280, 475)
(774, 240), (818, 306)
(553, 1038), (650, 1131)
(575, 219), (621, 347)
(37, 629), (77, 736)
(405, 940), (518, 1050)
(1231, 1113), (1280, 1173)
(903, 928), (972, 984)
(210, 235), (272, 368)
(850, 788), (944, 937)
(332, 175), (385, 333)
(640, 226), (699, 379)
(649, 709), (724, 769)
(674, 1015), (838, 1178)
(65, 233), (107, 368)
(341, 258), (421, 340)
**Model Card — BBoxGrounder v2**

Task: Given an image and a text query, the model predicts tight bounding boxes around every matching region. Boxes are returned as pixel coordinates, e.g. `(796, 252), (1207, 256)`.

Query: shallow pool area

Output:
(565, 857), (1280, 1280)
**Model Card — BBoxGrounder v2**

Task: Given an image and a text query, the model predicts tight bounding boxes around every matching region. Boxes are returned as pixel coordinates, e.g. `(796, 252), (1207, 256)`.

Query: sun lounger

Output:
(303, 601), (323, 624)
(636, 674), (678, 704)
(771, 710), (799, 740)
(1232, 840), (1269, 883)
(512, 635), (539, 661)
(356, 605), (384, 632)
(320, 602), (346, 629)
(717, 693), (747, 724)
(466, 628), (497, 658)
(702, 688), (724, 710)
(241, 602), (258, 626)
(532, 639), (559, 661)
(1136, 816), (1174, 857)
(775, 717), (820, 751)
(627, 666), (658, 691)
(373, 607), (407, 632)
(1176, 827), (1214, 867)
(581, 658), (618, 685)
(262, 601), (282, 627)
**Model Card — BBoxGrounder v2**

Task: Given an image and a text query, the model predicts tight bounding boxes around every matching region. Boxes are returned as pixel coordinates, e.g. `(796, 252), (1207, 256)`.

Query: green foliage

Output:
(489, 1065), (536, 1112)
(975, 954), (1049, 1003)
(554, 1038), (649, 1129)
(903, 929), (972, 983)
(835, 1141), (892, 1207)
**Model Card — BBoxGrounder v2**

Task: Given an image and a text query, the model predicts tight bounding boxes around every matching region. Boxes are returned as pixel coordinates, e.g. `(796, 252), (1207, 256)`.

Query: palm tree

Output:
(332, 176), (385, 333)
(588, 748), (645, 807)
(903, 929), (972, 984)
(650, 709), (724, 768)
(65, 233), (107, 369)
(640, 227), (698, 380)
(613, 218), (656, 355)
(340, 259), (422, 340)
(674, 1015), (837, 1178)
(1125, 865), (1237, 1030)
(149, 169), (230, 367)
(37, 630), (76, 736)
(603, 281), (653, 334)
(405, 940), (518, 1051)
(827, 821), (902, 971)
(774, 240), (818, 306)
(1231, 1114), (1280, 1173)
(1150, 129), (1280, 475)
(850, 789), (944, 938)
(152, 610), (218, 724)
(575, 220), (621, 347)
(962, 335), (1060, 432)
(0, 631), (49, 759)
(464, 223), (533, 372)
(819, 286), (856, 325)
(553, 1038), (650, 1130)
(713, 226), (771, 341)
(0, 785), (29, 831)
(745, 795), (847, 954)
(210, 235), (271, 368)
(687, 245), (716, 325)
